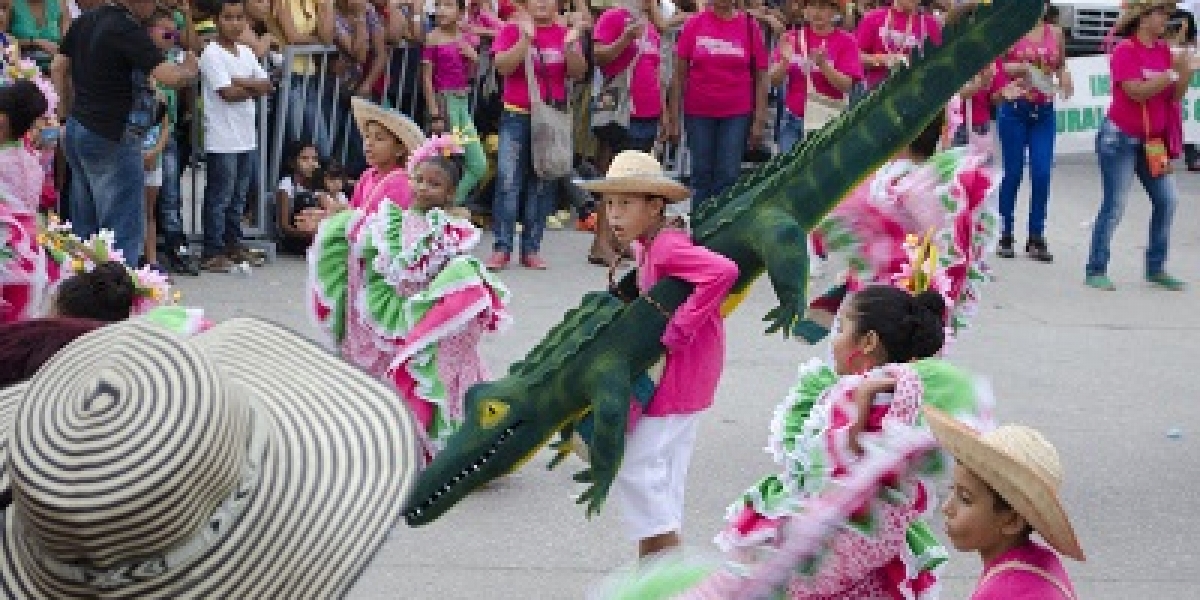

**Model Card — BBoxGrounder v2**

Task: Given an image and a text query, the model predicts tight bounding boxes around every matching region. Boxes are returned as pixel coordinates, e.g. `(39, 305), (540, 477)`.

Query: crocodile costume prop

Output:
(404, 0), (1043, 527)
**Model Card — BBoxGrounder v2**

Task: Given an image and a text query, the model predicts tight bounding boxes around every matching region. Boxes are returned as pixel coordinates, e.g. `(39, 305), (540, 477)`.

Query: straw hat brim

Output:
(1114, 0), (1179, 32)
(0, 317), (421, 598)
(351, 97), (426, 154)
(577, 175), (692, 202)
(923, 406), (1085, 562)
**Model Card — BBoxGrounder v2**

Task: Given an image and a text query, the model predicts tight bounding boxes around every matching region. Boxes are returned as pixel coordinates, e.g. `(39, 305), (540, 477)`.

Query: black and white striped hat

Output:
(0, 317), (420, 598)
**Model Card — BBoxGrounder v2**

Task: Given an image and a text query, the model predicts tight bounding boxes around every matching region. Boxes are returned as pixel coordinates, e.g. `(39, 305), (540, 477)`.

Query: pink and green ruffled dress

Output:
(309, 201), (510, 457)
(1, 144), (58, 324)
(715, 358), (994, 599)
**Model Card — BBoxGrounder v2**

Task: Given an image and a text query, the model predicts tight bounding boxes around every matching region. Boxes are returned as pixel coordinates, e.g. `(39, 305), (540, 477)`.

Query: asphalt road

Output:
(180, 158), (1200, 599)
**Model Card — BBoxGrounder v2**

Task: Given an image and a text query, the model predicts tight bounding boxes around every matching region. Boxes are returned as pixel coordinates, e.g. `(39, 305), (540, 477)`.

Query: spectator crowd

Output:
(0, 0), (1193, 287)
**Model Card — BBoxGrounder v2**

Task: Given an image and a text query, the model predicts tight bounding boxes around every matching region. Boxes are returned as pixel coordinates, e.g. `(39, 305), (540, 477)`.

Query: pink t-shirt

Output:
(350, 166), (412, 215)
(972, 541), (1076, 600)
(994, 24), (1063, 105)
(1108, 36), (1177, 140)
(421, 41), (473, 92)
(856, 7), (943, 88)
(632, 229), (738, 417)
(593, 8), (663, 119)
(493, 22), (571, 111)
(676, 10), (768, 118)
(770, 26), (863, 117)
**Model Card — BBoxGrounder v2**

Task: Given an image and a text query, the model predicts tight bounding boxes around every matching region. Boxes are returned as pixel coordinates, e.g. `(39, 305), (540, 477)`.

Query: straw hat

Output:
(0, 317), (421, 598)
(1113, 0), (1179, 36)
(923, 406), (1085, 562)
(351, 96), (426, 153)
(577, 151), (691, 202)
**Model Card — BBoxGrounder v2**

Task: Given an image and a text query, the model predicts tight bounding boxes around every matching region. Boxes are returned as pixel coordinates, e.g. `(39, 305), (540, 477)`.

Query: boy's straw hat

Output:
(351, 96), (426, 153)
(577, 151), (691, 202)
(924, 406), (1086, 562)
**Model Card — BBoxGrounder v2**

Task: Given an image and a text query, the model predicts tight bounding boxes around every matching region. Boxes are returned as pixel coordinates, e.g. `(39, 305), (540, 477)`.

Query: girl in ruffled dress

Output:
(310, 134), (511, 459)
(1, 74), (57, 324)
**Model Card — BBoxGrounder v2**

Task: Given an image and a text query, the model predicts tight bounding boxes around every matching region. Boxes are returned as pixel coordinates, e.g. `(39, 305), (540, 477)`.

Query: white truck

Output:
(1051, 0), (1123, 57)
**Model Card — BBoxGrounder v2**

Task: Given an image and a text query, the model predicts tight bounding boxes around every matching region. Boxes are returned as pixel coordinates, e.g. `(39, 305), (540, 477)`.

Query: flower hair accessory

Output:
(0, 41), (59, 118)
(39, 216), (177, 315)
(406, 131), (474, 177)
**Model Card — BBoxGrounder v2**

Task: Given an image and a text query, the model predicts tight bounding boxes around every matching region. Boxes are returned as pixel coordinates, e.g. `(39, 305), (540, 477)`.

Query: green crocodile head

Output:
(403, 378), (574, 526)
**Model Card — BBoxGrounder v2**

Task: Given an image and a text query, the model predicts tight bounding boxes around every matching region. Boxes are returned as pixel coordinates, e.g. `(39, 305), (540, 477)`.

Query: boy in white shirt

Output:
(198, 0), (274, 272)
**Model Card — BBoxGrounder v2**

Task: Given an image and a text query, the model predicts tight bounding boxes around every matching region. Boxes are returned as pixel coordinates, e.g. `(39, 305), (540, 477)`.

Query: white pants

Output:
(610, 413), (701, 542)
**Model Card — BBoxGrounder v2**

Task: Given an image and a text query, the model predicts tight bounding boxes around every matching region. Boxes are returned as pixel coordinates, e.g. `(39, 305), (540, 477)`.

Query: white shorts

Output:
(610, 413), (700, 542)
(145, 165), (163, 187)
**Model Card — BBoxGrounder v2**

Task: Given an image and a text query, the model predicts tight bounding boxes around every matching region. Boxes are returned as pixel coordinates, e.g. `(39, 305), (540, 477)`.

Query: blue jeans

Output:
(203, 151), (254, 257)
(64, 118), (146, 266)
(685, 113), (751, 214)
(157, 136), (186, 247)
(286, 74), (332, 157)
(493, 110), (554, 255)
(620, 117), (660, 153)
(777, 110), (805, 155)
(1086, 118), (1179, 277)
(997, 100), (1056, 237)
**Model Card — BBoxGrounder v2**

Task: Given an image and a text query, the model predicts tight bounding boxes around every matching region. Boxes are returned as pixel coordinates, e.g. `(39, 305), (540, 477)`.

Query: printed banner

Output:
(1054, 54), (1200, 154)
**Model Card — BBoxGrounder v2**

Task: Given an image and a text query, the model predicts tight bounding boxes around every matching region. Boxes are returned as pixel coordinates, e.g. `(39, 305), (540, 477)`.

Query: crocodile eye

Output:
(480, 400), (509, 429)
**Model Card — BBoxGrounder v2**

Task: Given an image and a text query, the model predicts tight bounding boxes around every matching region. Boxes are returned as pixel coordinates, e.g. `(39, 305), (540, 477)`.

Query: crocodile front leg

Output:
(573, 374), (633, 518)
(751, 207), (811, 338)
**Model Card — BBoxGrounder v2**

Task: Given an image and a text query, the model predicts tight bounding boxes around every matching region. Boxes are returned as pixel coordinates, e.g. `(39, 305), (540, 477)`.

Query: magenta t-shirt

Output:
(856, 7), (942, 88)
(972, 541), (1076, 600)
(770, 26), (862, 118)
(676, 10), (768, 118)
(593, 8), (663, 119)
(993, 24), (1063, 105)
(421, 42), (473, 92)
(1108, 37), (1177, 140)
(493, 22), (571, 111)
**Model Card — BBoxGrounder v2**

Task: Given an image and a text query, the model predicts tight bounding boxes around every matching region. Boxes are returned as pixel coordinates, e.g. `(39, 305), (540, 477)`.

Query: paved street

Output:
(180, 158), (1199, 599)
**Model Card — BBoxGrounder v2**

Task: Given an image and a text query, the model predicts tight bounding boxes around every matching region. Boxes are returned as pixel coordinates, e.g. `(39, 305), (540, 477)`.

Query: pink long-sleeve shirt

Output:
(972, 541), (1076, 600)
(632, 229), (738, 417)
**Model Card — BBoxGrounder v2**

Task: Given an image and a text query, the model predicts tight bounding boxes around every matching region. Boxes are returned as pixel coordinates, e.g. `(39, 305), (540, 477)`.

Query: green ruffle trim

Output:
(311, 210), (356, 343)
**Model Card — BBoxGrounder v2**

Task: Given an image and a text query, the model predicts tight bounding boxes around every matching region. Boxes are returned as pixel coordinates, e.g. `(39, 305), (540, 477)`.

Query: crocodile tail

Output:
(691, 0), (1045, 243)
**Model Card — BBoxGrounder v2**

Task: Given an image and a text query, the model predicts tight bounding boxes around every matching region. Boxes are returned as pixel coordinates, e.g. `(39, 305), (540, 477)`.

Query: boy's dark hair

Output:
(213, 0), (246, 16)
(848, 286), (947, 363)
(323, 159), (347, 180)
(148, 6), (175, 24)
(194, 0), (224, 18)
(0, 318), (105, 388)
(0, 80), (48, 141)
(55, 262), (136, 323)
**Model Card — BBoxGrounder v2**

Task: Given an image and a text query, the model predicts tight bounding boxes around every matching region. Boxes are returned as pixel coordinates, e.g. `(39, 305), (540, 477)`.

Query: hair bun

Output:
(913, 290), (947, 321)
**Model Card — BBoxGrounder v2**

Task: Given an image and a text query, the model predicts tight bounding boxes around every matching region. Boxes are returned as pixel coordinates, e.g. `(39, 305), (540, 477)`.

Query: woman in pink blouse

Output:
(1085, 0), (1190, 292)
(853, 0), (940, 99)
(666, 0), (768, 214)
(768, 0), (862, 153)
(992, 6), (1072, 263)
(486, 0), (587, 271)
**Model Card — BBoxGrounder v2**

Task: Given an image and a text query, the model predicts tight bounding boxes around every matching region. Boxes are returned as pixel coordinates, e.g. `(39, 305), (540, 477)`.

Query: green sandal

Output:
(1085, 275), (1116, 291)
(1146, 273), (1186, 291)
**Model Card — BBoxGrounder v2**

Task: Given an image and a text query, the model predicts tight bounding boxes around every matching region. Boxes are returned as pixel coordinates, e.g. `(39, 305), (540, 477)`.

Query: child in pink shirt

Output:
(855, 0), (941, 90)
(423, 0), (487, 206)
(347, 97), (425, 217)
(928, 407), (1084, 600)
(579, 150), (738, 559)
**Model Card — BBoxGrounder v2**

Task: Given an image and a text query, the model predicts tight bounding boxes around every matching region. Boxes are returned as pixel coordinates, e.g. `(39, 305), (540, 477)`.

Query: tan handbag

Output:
(524, 46), (574, 180)
(798, 29), (848, 132)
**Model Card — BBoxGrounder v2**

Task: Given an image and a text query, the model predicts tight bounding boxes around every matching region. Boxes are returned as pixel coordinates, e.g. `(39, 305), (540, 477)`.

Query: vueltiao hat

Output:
(577, 151), (692, 202)
(923, 406), (1085, 562)
(1113, 0), (1179, 35)
(351, 96), (427, 154)
(0, 317), (421, 598)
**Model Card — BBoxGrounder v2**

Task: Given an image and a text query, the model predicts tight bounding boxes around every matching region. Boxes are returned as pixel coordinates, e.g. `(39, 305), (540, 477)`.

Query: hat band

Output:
(18, 403), (269, 590)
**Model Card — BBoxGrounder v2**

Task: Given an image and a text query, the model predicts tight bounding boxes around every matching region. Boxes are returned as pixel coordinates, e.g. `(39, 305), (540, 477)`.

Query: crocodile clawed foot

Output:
(572, 467), (614, 518)
(763, 303), (804, 339)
